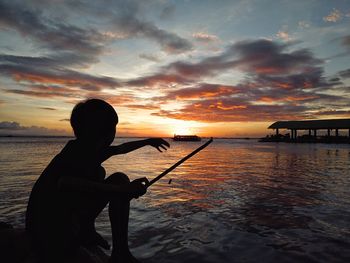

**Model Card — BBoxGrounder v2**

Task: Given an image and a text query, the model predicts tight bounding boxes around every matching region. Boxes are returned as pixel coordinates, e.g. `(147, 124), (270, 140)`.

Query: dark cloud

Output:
(38, 107), (56, 111)
(342, 35), (350, 49)
(0, 121), (66, 135)
(252, 67), (327, 90)
(0, 53), (96, 69)
(0, 1), (106, 57)
(232, 40), (323, 75)
(114, 17), (192, 54)
(110, 1), (192, 54)
(5, 89), (78, 99)
(121, 38), (350, 123)
(313, 110), (350, 117)
(0, 121), (22, 130)
(144, 39), (346, 123)
(145, 39), (323, 82)
(339, 68), (350, 79)
(126, 73), (189, 87)
(159, 4), (176, 20)
(0, 63), (120, 91)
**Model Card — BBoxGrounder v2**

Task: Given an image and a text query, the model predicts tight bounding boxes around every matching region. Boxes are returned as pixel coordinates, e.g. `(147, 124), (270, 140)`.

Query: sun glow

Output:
(167, 120), (197, 136)
(174, 126), (192, 135)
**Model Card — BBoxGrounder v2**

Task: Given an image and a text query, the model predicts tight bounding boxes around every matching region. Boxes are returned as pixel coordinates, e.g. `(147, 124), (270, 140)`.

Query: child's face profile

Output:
(98, 121), (117, 150)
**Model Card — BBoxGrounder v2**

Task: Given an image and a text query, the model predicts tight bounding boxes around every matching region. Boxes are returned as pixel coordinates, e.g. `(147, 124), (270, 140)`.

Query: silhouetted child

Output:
(25, 99), (170, 263)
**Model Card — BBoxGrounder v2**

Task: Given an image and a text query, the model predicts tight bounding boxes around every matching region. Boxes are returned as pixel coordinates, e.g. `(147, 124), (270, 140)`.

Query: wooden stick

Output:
(147, 138), (213, 187)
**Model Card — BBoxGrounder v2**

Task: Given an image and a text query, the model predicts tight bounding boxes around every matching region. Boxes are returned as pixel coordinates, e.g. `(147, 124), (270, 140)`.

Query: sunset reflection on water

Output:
(1, 137), (350, 262)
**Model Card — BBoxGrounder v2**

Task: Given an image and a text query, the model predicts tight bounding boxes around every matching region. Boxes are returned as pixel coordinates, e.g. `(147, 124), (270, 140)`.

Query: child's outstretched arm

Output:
(100, 138), (170, 162)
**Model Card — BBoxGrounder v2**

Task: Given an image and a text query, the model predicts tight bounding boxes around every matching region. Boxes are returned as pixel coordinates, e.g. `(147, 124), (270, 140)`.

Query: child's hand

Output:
(147, 138), (170, 152)
(128, 177), (149, 199)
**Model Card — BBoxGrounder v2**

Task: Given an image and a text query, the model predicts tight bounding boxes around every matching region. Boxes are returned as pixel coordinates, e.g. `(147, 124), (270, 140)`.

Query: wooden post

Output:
(276, 128), (279, 136)
(327, 129), (330, 137)
(335, 129), (339, 137)
(313, 129), (317, 137)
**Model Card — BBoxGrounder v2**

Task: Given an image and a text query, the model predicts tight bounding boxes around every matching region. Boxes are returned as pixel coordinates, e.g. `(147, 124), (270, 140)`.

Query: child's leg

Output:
(106, 173), (131, 253)
(106, 173), (142, 263)
(78, 172), (139, 262)
(78, 172), (131, 247)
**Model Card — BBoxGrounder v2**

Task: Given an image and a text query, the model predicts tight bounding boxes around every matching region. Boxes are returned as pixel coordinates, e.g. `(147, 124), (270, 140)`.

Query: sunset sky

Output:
(0, 0), (349, 137)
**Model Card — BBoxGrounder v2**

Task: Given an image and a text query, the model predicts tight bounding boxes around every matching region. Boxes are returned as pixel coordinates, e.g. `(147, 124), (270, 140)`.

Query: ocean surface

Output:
(1, 137), (350, 262)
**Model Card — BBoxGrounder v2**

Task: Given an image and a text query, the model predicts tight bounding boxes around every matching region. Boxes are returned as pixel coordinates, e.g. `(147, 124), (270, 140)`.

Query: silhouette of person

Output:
(25, 99), (170, 263)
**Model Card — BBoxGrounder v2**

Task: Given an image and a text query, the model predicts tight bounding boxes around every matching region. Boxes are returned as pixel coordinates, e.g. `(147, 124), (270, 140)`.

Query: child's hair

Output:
(70, 99), (118, 139)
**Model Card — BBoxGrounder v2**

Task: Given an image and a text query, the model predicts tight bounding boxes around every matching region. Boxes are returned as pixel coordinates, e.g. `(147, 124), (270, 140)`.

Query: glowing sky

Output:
(0, 0), (349, 137)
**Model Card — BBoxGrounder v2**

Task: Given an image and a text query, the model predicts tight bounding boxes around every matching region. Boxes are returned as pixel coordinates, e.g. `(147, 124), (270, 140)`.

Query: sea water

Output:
(0, 137), (350, 262)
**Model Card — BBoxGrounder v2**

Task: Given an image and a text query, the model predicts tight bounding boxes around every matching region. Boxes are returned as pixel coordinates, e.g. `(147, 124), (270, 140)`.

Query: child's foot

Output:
(109, 250), (141, 263)
(81, 230), (110, 250)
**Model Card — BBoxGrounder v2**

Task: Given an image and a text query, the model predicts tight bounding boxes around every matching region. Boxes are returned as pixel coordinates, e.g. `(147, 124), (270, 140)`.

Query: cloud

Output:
(298, 21), (310, 29)
(0, 53), (96, 70)
(0, 121), (66, 136)
(276, 31), (292, 42)
(139, 53), (161, 62)
(232, 39), (323, 75)
(323, 8), (342, 22)
(114, 18), (192, 54)
(0, 121), (22, 130)
(312, 109), (350, 117)
(152, 89), (350, 122)
(192, 32), (219, 42)
(5, 86), (82, 99)
(159, 3), (176, 20)
(152, 99), (310, 122)
(144, 39), (347, 123)
(38, 107), (56, 110)
(162, 83), (239, 100)
(342, 35), (350, 49)
(0, 1), (106, 57)
(339, 68), (350, 78)
(123, 104), (160, 110)
(156, 39), (323, 82)
(126, 73), (189, 88)
(0, 63), (120, 91)
(110, 1), (192, 54)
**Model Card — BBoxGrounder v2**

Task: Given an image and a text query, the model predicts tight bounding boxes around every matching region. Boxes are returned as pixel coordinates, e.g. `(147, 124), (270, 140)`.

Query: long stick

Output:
(147, 137), (213, 187)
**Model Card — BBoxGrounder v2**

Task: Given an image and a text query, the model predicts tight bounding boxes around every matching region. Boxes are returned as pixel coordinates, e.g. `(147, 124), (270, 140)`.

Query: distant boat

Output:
(173, 134), (201, 141)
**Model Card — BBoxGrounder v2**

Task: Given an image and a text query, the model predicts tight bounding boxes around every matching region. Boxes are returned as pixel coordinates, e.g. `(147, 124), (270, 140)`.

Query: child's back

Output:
(26, 139), (105, 259)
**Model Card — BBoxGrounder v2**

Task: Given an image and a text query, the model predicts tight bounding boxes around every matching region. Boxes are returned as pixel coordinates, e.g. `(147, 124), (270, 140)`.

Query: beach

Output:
(1, 137), (350, 262)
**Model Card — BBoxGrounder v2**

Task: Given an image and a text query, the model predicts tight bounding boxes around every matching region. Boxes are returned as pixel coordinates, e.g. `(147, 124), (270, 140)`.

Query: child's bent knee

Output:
(106, 172), (130, 185)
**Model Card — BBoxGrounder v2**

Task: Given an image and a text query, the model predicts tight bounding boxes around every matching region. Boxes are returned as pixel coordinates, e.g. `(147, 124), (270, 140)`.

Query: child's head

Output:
(70, 99), (118, 145)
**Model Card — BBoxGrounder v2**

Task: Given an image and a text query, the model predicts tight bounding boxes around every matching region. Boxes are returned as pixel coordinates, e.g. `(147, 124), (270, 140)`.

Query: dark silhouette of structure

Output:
(173, 134), (201, 141)
(261, 119), (350, 143)
(25, 99), (170, 263)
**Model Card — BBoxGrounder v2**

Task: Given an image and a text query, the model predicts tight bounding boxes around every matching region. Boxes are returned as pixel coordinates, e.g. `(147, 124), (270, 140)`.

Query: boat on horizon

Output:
(173, 134), (201, 141)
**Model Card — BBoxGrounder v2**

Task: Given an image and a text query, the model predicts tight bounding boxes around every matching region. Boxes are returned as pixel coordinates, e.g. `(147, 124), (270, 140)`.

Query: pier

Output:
(260, 119), (350, 143)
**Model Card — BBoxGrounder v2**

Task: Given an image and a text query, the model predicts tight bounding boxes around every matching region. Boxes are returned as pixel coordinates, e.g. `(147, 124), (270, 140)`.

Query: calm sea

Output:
(1, 137), (350, 262)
